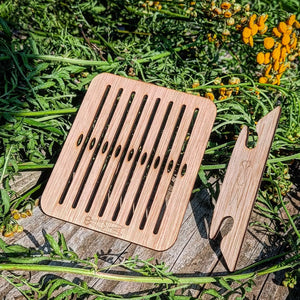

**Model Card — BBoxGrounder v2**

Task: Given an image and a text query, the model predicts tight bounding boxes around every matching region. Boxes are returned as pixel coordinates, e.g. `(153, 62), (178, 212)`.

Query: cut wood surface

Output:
(0, 171), (297, 299)
(210, 107), (281, 271)
(41, 73), (217, 251)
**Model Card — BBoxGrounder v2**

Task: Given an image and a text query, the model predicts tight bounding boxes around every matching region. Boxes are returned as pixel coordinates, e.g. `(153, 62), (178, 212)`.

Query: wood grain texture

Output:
(209, 106), (281, 271)
(41, 73), (216, 251)
(1, 172), (296, 299)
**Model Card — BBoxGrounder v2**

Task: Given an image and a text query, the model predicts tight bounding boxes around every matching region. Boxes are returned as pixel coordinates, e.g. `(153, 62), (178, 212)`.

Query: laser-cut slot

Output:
(167, 160), (174, 173)
(89, 138), (96, 150)
(112, 98), (161, 222)
(153, 108), (199, 234)
(77, 134), (83, 146)
(72, 88), (124, 209)
(181, 164), (187, 176)
(58, 85), (111, 205)
(102, 141), (109, 153)
(109, 95), (149, 221)
(128, 149), (134, 161)
(125, 102), (173, 227)
(138, 105), (186, 230)
(115, 145), (122, 157)
(141, 153), (147, 165)
(154, 157), (160, 169)
(84, 91), (136, 213)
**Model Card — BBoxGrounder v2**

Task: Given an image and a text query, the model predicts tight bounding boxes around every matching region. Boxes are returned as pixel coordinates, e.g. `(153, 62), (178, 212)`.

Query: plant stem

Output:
(135, 42), (198, 64)
(0, 254), (299, 285)
(11, 108), (78, 117)
(0, 146), (12, 183)
(268, 153), (300, 163)
(200, 164), (226, 170)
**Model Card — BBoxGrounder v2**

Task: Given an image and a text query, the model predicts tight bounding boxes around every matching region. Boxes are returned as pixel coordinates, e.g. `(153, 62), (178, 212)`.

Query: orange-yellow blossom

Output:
(221, 2), (231, 9)
(264, 37), (275, 49)
(256, 52), (265, 64)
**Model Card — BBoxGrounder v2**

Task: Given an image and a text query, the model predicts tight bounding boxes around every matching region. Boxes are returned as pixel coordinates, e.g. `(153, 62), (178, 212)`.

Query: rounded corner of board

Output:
(154, 236), (178, 252)
(39, 196), (53, 216)
(91, 72), (112, 84)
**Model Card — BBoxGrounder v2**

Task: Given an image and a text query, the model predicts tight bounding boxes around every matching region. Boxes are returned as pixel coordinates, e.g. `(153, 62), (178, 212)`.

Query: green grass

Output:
(0, 0), (299, 299)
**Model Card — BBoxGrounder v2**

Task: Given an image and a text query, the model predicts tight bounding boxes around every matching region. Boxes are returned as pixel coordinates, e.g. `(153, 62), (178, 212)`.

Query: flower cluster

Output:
(217, 76), (241, 100)
(242, 14), (268, 47)
(257, 15), (300, 85)
(191, 77), (241, 101)
(241, 12), (299, 85)
(141, 1), (162, 10)
(206, 1), (251, 38)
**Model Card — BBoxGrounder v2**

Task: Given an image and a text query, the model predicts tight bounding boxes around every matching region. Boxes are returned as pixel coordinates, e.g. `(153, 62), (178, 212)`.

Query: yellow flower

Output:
(224, 11), (232, 18)
(221, 2), (231, 9)
(272, 45), (281, 60)
(278, 63), (287, 74)
(236, 24), (242, 30)
(242, 27), (252, 38)
(225, 89), (233, 97)
(249, 14), (257, 29)
(264, 37), (275, 49)
(251, 24), (258, 36)
(280, 47), (287, 62)
(220, 86), (226, 96)
(278, 22), (287, 34)
(242, 36), (249, 44)
(240, 16), (248, 24)
(282, 34), (291, 46)
(294, 21), (300, 29)
(264, 52), (271, 64)
(265, 64), (272, 77)
(290, 36), (297, 49)
(272, 27), (282, 38)
(285, 44), (291, 53)
(287, 25), (293, 35)
(249, 35), (254, 47)
(287, 15), (296, 26)
(207, 33), (217, 42)
(218, 95), (228, 101)
(205, 92), (215, 101)
(257, 14), (268, 30)
(259, 25), (268, 35)
(273, 60), (279, 71)
(192, 81), (200, 88)
(259, 77), (268, 83)
(256, 52), (265, 64)
(276, 74), (282, 85)
(3, 231), (14, 238)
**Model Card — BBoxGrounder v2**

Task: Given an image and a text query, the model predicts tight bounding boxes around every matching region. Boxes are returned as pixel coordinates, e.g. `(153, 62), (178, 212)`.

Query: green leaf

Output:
(202, 289), (223, 298)
(44, 233), (63, 257)
(217, 278), (233, 291)
(0, 189), (10, 215)
(33, 81), (56, 91)
(47, 278), (75, 297)
(0, 17), (12, 36)
(58, 232), (68, 252)
(198, 169), (208, 185)
(63, 65), (86, 74)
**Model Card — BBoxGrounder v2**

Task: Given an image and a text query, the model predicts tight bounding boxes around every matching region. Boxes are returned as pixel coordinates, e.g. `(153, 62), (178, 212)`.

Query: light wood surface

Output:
(209, 106), (281, 271)
(2, 170), (297, 299)
(41, 73), (216, 251)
